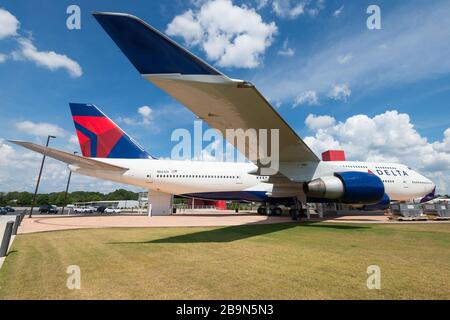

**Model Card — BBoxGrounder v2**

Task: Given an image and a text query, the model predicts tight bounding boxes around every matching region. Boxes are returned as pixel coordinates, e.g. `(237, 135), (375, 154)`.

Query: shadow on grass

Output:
(6, 250), (18, 256)
(109, 222), (369, 244)
(300, 222), (371, 230)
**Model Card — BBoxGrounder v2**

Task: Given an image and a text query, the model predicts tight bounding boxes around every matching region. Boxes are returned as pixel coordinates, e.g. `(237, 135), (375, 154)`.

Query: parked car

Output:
(0, 207), (8, 215)
(73, 207), (83, 214)
(85, 206), (96, 213)
(73, 206), (95, 214)
(39, 205), (59, 214)
(4, 206), (15, 212)
(96, 206), (107, 213)
(104, 208), (121, 214)
(73, 207), (86, 214)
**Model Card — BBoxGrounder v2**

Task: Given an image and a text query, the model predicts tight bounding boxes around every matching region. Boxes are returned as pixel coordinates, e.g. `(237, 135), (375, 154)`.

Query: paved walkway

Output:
(14, 211), (450, 234)
(17, 212), (294, 234)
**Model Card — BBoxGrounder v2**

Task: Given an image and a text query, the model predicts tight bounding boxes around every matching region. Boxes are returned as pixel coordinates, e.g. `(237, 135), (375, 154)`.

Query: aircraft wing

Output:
(9, 140), (129, 172)
(93, 12), (320, 164)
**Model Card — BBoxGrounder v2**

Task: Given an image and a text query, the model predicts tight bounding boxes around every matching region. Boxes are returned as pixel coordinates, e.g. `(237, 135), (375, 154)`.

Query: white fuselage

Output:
(69, 158), (435, 202)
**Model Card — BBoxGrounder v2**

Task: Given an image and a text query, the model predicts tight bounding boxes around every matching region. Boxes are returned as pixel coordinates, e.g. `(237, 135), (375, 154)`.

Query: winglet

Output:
(93, 12), (222, 76)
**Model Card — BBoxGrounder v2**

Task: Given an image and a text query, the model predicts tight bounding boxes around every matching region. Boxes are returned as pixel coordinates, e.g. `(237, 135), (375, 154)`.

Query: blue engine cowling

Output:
(362, 193), (390, 210)
(304, 171), (385, 204)
(335, 171), (385, 204)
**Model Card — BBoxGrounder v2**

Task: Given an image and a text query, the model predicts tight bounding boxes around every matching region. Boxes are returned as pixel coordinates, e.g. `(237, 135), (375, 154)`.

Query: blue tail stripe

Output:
(108, 135), (151, 159)
(74, 122), (98, 157)
(70, 103), (105, 117)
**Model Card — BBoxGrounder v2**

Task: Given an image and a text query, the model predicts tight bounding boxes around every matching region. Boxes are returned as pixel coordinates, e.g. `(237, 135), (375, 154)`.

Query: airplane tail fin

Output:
(69, 103), (152, 159)
(420, 187), (436, 203)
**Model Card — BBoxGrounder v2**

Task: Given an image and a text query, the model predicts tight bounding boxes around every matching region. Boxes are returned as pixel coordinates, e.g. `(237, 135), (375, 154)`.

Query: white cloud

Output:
(272, 0), (305, 19)
(337, 53), (352, 65)
(305, 114), (335, 130)
(15, 121), (66, 137)
(258, 1), (450, 104)
(0, 8), (82, 78)
(0, 139), (16, 166)
(277, 38), (295, 57)
(267, 0), (324, 19)
(12, 37), (82, 78)
(303, 110), (450, 194)
(433, 128), (450, 153)
(119, 106), (154, 126)
(166, 0), (277, 68)
(0, 8), (19, 39)
(256, 0), (270, 10)
(165, 10), (203, 45)
(328, 83), (351, 101)
(333, 5), (344, 17)
(294, 90), (319, 106)
(138, 106), (153, 124)
(69, 134), (79, 146)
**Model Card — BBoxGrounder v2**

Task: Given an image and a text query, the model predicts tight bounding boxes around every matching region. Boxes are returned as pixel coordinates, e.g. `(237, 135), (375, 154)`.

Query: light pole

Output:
(61, 151), (78, 215)
(29, 135), (56, 218)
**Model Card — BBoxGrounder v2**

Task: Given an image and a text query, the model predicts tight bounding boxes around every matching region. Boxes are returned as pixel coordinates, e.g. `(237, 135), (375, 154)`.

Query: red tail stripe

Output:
(73, 116), (124, 158)
(76, 129), (91, 157)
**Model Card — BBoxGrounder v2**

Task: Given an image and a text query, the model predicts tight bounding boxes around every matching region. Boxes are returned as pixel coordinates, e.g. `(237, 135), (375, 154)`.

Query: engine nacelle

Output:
(303, 176), (344, 199)
(362, 193), (390, 211)
(303, 171), (385, 204)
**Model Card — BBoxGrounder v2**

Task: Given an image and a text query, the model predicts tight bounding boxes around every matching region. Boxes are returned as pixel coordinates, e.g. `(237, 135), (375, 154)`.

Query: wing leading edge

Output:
(93, 12), (319, 164)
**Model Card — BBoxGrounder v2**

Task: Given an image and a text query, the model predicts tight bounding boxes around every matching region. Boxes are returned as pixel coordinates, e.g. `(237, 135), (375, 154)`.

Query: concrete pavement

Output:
(17, 211), (295, 234)
(10, 210), (450, 235)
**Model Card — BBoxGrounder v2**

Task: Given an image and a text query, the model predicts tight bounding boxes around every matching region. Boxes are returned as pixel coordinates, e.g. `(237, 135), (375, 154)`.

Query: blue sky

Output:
(1, 0), (450, 193)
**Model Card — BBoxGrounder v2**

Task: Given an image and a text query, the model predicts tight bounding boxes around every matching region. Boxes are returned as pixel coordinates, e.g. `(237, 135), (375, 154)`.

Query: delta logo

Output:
(369, 169), (409, 177)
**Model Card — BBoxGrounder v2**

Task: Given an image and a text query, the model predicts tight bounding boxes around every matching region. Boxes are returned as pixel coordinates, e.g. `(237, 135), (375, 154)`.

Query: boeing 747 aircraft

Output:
(10, 12), (436, 217)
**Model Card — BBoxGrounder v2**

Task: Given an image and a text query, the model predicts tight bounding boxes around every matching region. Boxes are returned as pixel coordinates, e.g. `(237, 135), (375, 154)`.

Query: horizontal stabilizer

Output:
(9, 140), (129, 172)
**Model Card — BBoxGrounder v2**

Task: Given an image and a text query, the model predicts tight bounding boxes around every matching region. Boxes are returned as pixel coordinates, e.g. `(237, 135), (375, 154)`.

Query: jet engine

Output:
(303, 171), (385, 204)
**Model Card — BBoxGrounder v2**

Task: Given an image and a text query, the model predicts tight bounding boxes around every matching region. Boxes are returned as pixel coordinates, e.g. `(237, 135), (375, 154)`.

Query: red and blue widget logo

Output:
(69, 103), (150, 159)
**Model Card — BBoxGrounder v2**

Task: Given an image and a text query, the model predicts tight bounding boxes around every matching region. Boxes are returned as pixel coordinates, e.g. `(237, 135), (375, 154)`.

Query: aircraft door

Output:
(146, 172), (153, 184)
(402, 175), (410, 189)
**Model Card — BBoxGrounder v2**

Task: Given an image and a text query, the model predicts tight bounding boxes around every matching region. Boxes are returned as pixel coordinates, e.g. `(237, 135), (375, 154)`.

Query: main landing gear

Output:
(257, 199), (304, 219)
(257, 205), (282, 216)
(289, 197), (304, 221)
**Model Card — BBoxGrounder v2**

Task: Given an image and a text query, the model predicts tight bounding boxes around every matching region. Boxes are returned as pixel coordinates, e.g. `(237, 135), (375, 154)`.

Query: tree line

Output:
(0, 189), (139, 207)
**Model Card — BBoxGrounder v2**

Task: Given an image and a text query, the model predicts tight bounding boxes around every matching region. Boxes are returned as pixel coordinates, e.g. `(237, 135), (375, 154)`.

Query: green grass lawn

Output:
(0, 222), (449, 299)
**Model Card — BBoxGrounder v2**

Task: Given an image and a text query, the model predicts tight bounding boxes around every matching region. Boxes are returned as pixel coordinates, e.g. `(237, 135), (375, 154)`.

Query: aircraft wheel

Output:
(300, 207), (306, 218)
(257, 207), (266, 215)
(271, 207), (282, 216)
(290, 209), (299, 220)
